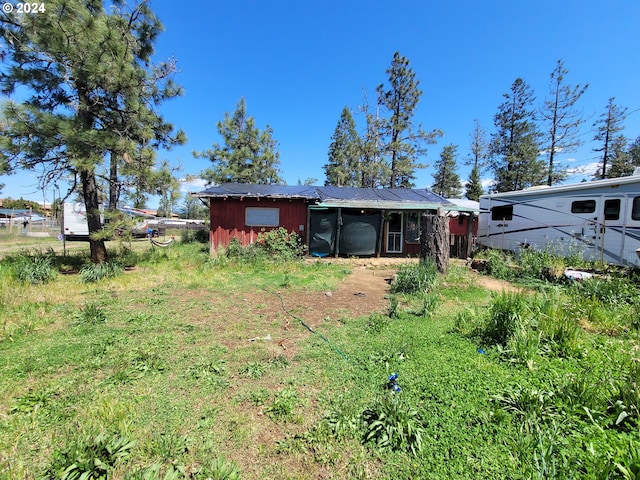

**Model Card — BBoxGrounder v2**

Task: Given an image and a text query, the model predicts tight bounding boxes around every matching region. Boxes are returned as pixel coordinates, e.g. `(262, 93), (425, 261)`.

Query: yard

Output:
(0, 237), (638, 479)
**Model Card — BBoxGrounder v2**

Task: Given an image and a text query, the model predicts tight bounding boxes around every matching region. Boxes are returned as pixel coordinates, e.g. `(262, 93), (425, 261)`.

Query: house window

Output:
(245, 207), (279, 227)
(632, 197), (640, 221)
(491, 205), (513, 221)
(604, 199), (620, 221)
(571, 200), (596, 214)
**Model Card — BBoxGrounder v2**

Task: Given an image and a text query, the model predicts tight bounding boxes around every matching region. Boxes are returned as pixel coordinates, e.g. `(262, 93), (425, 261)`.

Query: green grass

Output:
(0, 245), (638, 479)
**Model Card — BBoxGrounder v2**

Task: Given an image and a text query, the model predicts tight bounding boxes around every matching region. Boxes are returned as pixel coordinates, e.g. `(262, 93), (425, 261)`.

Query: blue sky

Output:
(2, 0), (640, 207)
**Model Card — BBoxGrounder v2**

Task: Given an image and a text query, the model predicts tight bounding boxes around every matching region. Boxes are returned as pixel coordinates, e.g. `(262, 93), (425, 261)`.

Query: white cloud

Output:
(179, 177), (207, 194)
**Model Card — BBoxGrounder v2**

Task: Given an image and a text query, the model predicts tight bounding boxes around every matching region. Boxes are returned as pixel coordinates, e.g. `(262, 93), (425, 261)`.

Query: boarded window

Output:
(604, 199), (620, 221)
(245, 207), (279, 227)
(571, 200), (596, 214)
(633, 197), (640, 221)
(491, 205), (513, 221)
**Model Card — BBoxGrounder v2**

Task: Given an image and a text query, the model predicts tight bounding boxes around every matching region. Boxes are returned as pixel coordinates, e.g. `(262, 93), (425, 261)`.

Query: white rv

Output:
(62, 202), (154, 240)
(477, 173), (640, 267)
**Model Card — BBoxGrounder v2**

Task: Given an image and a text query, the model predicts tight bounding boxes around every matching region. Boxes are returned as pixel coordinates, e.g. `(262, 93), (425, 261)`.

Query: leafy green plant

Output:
(238, 361), (265, 379)
(74, 303), (107, 326)
(360, 396), (426, 456)
(482, 292), (529, 346)
(45, 431), (136, 479)
(265, 387), (302, 422)
(80, 261), (124, 283)
(13, 253), (57, 284)
(391, 260), (437, 294)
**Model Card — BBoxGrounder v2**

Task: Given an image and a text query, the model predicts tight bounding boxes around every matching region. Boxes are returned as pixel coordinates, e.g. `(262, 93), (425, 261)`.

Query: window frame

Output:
(245, 207), (280, 227)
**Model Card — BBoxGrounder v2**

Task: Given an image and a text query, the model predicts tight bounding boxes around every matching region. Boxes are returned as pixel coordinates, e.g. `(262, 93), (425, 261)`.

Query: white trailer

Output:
(62, 202), (94, 239)
(477, 172), (640, 267)
(62, 202), (154, 240)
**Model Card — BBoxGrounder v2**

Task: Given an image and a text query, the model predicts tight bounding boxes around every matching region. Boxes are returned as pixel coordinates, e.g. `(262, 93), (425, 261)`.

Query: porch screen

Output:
(309, 211), (337, 257)
(339, 213), (381, 256)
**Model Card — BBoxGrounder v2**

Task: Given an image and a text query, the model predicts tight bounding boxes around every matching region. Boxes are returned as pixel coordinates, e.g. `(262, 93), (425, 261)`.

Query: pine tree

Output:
(629, 135), (640, 170)
(540, 60), (588, 185)
(0, 0), (182, 263)
(376, 52), (442, 188)
(196, 98), (283, 185)
(432, 144), (462, 197)
(324, 107), (362, 186)
(466, 118), (489, 172)
(465, 166), (484, 201)
(592, 98), (627, 179)
(358, 90), (389, 187)
(490, 78), (545, 192)
(464, 119), (488, 201)
(607, 135), (633, 178)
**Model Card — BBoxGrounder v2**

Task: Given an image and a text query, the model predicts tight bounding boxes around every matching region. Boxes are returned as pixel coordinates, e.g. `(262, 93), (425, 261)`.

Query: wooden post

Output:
(464, 213), (477, 258)
(420, 208), (450, 273)
(334, 208), (342, 258)
(377, 209), (385, 258)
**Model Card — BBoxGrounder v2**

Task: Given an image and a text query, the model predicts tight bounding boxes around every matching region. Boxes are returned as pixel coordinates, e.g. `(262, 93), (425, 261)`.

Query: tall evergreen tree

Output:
(0, 0), (182, 263)
(540, 60), (588, 185)
(464, 118), (488, 201)
(465, 165), (484, 201)
(592, 98), (627, 179)
(489, 78), (544, 192)
(606, 135), (633, 178)
(195, 98), (283, 185)
(465, 118), (489, 172)
(629, 135), (640, 170)
(432, 144), (462, 198)
(376, 52), (442, 188)
(324, 107), (362, 186)
(358, 90), (389, 187)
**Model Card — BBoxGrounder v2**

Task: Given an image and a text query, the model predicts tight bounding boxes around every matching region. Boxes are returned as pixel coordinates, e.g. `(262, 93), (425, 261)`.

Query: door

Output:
(595, 196), (625, 264)
(386, 212), (403, 253)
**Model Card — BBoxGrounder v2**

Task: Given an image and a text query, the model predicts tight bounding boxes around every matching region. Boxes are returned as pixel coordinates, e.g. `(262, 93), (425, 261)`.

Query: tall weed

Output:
(391, 260), (437, 294)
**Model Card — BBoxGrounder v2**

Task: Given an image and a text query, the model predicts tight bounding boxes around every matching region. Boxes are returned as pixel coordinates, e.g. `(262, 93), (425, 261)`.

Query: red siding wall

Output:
(210, 198), (309, 249)
(449, 214), (478, 236)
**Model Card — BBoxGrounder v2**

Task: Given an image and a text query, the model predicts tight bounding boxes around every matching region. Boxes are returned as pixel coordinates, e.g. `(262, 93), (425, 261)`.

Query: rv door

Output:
(595, 195), (625, 264)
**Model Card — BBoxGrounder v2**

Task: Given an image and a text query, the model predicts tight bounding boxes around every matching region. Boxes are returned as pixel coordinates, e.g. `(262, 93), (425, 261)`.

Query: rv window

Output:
(604, 199), (620, 221)
(245, 207), (279, 227)
(571, 200), (596, 214)
(491, 205), (513, 221)
(632, 197), (640, 221)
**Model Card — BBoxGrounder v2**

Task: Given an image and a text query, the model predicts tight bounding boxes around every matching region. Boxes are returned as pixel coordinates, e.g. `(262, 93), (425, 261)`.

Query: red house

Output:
(192, 184), (478, 258)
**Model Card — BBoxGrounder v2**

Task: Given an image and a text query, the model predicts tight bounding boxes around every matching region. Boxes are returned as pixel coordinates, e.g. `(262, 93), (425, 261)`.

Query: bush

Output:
(225, 228), (305, 262)
(80, 261), (124, 283)
(361, 396), (426, 456)
(391, 260), (437, 295)
(13, 253), (57, 285)
(482, 292), (529, 346)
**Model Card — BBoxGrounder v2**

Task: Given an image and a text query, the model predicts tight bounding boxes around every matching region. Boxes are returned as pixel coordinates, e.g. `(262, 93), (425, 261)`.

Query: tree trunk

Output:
(420, 209), (449, 273)
(81, 168), (108, 263)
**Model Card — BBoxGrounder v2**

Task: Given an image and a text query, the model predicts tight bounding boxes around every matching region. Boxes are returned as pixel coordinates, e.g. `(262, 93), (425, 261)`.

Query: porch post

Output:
(377, 209), (385, 258)
(334, 208), (342, 258)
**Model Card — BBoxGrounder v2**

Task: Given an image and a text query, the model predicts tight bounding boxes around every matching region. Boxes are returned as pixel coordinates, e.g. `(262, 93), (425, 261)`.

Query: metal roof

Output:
(192, 183), (478, 211)
(192, 184), (318, 200)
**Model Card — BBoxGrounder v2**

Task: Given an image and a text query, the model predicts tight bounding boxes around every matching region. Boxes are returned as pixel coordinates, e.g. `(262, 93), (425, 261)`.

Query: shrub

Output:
(44, 431), (136, 479)
(254, 227), (305, 260)
(482, 292), (529, 346)
(360, 396), (426, 456)
(391, 260), (437, 295)
(80, 261), (124, 283)
(74, 303), (107, 326)
(13, 254), (57, 285)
